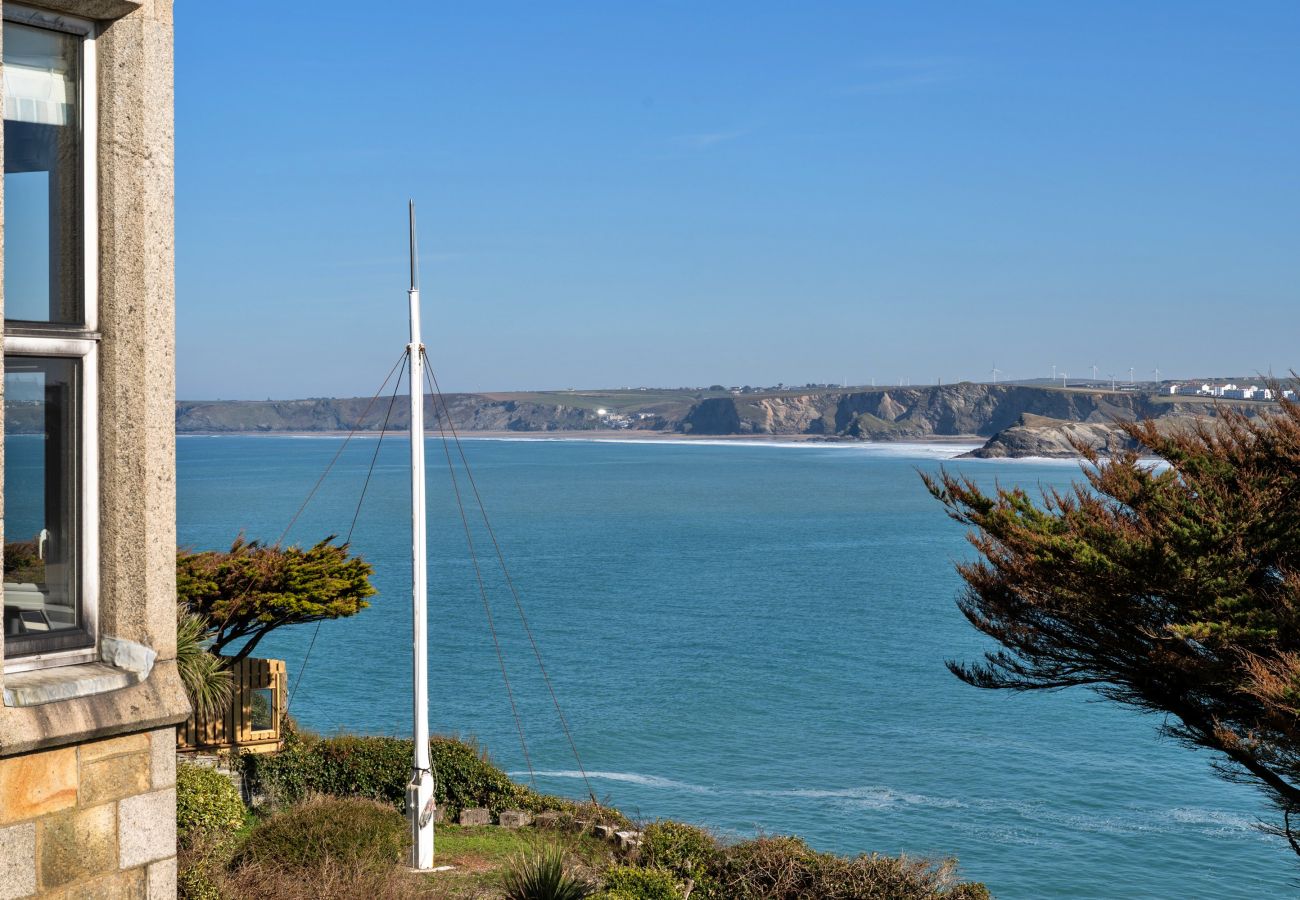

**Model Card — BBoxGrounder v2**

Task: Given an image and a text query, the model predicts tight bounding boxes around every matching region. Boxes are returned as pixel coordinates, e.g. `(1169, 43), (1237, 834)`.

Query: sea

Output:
(177, 435), (1293, 899)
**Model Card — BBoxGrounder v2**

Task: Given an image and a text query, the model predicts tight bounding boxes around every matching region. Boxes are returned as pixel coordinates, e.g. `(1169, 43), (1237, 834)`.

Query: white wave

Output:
(520, 771), (963, 810)
(967, 795), (1272, 840)
(519, 771), (1268, 844)
(467, 436), (984, 458)
(956, 454), (1084, 466)
(959, 453), (1173, 471)
(751, 785), (964, 810)
(1168, 807), (1260, 832)
(520, 770), (717, 794)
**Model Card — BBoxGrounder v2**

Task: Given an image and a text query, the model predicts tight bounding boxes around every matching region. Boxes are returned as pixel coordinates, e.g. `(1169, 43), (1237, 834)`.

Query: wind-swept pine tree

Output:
(925, 399), (1300, 854)
(177, 537), (376, 665)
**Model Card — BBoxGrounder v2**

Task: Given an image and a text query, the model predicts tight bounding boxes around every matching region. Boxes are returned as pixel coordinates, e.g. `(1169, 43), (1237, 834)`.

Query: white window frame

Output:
(2, 5), (99, 673)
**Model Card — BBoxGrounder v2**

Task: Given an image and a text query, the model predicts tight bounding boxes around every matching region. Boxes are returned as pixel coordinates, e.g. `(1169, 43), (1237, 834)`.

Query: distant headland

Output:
(176, 380), (1279, 459)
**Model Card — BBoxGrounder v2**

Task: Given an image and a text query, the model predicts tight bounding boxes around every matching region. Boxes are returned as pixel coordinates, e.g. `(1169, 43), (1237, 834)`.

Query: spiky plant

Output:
(501, 846), (594, 900)
(176, 607), (233, 719)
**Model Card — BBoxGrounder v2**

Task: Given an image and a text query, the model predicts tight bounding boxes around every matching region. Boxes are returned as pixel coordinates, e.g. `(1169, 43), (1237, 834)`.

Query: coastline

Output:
(177, 429), (986, 444)
(175, 430), (1113, 462)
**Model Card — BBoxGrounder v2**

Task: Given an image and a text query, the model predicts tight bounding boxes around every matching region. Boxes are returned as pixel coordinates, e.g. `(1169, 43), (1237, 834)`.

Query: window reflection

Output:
(3, 357), (81, 650)
(3, 21), (82, 324)
(250, 688), (275, 731)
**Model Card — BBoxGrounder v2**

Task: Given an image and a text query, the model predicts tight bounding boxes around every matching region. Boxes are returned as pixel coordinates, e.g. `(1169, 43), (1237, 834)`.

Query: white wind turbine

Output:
(990, 364), (1002, 385)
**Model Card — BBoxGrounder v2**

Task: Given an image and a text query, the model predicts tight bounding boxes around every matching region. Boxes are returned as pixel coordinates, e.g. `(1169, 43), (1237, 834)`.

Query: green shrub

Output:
(231, 796), (407, 872)
(639, 821), (718, 897)
(313, 734), (412, 805)
(177, 847), (225, 900)
(712, 836), (814, 899)
(240, 733), (566, 819)
(502, 846), (595, 900)
(599, 865), (682, 900)
(710, 836), (988, 900)
(176, 763), (245, 847)
(556, 800), (633, 831)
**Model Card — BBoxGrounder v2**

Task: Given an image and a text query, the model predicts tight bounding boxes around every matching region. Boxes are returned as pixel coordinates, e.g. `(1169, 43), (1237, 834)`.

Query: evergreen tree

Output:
(925, 400), (1300, 854)
(177, 537), (376, 665)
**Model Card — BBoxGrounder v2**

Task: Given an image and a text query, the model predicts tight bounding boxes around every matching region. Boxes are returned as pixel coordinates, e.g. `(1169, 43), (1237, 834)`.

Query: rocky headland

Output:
(176, 383), (1258, 459)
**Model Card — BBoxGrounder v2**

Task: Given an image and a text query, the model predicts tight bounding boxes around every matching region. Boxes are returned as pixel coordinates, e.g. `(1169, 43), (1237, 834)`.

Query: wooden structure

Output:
(177, 657), (286, 754)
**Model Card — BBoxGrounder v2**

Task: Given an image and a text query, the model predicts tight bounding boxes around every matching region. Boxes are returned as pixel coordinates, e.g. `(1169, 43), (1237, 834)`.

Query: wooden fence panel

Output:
(177, 657), (286, 754)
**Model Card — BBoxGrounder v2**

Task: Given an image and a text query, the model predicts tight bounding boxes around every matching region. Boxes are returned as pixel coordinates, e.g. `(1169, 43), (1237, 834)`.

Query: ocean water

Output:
(177, 436), (1292, 899)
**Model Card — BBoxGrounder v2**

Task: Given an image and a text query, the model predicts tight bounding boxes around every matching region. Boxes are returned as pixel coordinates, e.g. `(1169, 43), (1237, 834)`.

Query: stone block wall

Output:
(0, 728), (176, 899)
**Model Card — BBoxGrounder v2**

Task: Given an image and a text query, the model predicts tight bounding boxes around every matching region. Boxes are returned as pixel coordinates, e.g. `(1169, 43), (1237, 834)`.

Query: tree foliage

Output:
(176, 607), (234, 718)
(177, 537), (376, 664)
(924, 400), (1300, 853)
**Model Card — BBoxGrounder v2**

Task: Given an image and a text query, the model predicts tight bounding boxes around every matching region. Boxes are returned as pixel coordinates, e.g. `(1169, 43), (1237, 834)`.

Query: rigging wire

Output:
(276, 352), (408, 548)
(423, 368), (538, 788)
(222, 340), (596, 806)
(206, 352), (409, 661)
(422, 350), (599, 806)
(346, 367), (407, 546)
(287, 360), (407, 711)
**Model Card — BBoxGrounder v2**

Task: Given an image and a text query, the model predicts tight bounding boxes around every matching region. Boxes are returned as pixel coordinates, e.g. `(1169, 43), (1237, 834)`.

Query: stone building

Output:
(0, 1), (189, 897)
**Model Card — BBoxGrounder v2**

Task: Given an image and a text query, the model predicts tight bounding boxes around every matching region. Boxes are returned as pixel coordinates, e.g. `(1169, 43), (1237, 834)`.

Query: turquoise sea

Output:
(177, 436), (1292, 899)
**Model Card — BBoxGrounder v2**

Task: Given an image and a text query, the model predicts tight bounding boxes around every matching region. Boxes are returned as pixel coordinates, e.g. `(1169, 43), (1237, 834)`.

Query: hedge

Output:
(638, 821), (719, 898)
(176, 763), (245, 847)
(599, 865), (683, 900)
(240, 732), (574, 819)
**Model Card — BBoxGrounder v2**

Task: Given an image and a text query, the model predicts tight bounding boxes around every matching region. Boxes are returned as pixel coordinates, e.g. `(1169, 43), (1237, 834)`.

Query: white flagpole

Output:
(406, 200), (435, 868)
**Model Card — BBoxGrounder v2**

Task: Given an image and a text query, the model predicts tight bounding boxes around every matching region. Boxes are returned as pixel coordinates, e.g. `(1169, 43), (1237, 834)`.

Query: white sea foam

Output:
(535, 770), (1270, 840)
(520, 770), (718, 794)
(521, 770), (964, 810)
(466, 436), (984, 458)
(963, 795), (1269, 840)
(1168, 807), (1261, 833)
(750, 785), (965, 810)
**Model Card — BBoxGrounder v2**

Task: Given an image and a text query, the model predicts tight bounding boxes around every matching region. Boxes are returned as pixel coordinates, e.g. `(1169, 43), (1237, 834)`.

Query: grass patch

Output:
(419, 826), (612, 897)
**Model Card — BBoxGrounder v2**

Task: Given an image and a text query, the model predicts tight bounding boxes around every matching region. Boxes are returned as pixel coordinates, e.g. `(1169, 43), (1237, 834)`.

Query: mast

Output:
(406, 200), (435, 869)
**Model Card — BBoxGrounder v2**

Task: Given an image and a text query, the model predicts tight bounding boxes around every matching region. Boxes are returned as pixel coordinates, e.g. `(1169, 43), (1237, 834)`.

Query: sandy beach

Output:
(177, 428), (986, 445)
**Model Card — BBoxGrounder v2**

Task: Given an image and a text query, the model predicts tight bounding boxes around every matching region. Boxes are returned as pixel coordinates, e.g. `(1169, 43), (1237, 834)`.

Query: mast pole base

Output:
(408, 769), (435, 869)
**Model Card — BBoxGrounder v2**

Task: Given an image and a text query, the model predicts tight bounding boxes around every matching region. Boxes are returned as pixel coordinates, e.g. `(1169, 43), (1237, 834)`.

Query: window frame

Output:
(3, 5), (99, 673)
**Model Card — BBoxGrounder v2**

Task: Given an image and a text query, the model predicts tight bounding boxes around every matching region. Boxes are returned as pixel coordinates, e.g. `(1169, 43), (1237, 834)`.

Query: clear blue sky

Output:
(176, 2), (1300, 399)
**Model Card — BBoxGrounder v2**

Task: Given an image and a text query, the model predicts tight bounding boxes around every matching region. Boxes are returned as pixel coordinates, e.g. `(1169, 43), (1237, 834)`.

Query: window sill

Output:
(2, 635), (156, 706)
(3, 660), (142, 707)
(0, 656), (191, 757)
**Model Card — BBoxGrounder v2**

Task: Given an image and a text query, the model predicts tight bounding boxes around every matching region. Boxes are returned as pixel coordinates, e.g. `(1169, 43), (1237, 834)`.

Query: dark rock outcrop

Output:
(961, 413), (1230, 459)
(959, 415), (1138, 459)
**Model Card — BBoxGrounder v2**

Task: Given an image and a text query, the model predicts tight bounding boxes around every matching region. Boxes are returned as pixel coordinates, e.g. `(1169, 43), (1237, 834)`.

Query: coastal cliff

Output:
(176, 383), (1251, 458)
(175, 394), (606, 434)
(677, 383), (1224, 441)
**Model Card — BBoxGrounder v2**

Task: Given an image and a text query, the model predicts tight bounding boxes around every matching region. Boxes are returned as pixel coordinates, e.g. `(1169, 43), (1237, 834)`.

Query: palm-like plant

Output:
(176, 607), (233, 719)
(502, 846), (594, 900)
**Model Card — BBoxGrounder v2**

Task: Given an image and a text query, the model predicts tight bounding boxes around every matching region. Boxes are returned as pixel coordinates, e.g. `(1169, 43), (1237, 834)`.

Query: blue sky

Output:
(176, 2), (1300, 399)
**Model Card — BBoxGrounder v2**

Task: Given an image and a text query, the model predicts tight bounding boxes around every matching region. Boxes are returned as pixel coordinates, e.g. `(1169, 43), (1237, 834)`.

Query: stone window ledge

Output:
(3, 661), (143, 707)
(2, 635), (157, 708)
(0, 659), (191, 757)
